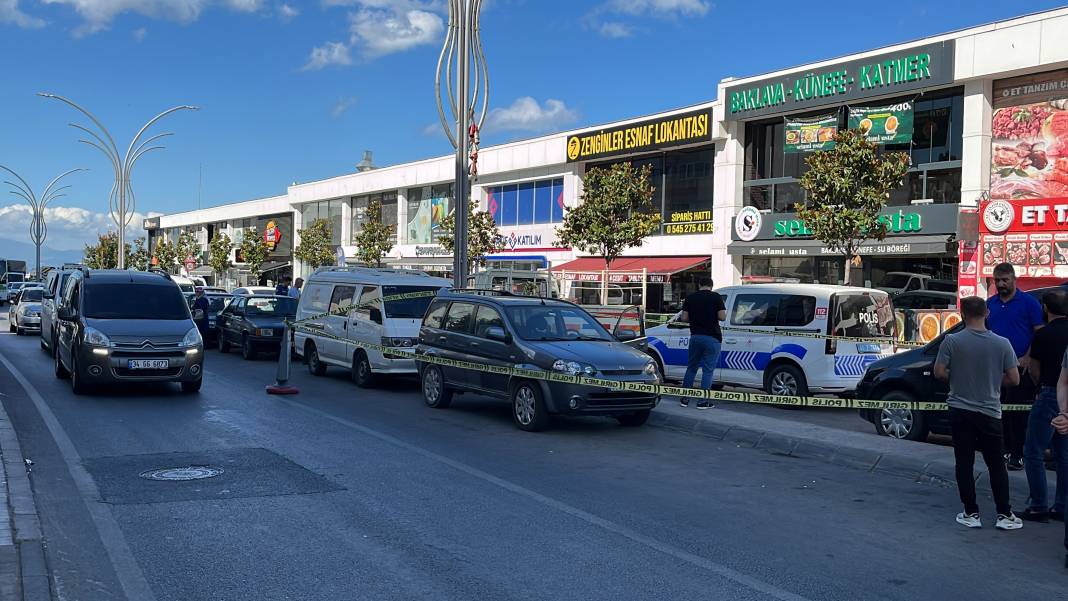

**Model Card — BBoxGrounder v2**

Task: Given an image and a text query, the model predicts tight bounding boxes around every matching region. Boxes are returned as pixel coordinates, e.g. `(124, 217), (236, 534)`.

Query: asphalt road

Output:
(0, 316), (1063, 601)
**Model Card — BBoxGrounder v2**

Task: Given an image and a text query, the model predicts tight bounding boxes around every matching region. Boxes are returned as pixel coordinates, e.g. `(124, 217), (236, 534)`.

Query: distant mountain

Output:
(0, 237), (84, 270)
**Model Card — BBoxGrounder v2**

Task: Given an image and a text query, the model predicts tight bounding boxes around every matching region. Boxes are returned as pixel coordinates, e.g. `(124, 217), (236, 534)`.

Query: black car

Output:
(858, 284), (1068, 440)
(415, 290), (659, 432)
(188, 293), (232, 344)
(216, 295), (297, 360)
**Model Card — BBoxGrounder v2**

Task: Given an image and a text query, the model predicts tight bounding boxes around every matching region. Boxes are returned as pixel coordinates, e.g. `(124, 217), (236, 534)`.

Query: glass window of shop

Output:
(741, 256), (845, 285)
(743, 88), (963, 212)
(300, 200), (344, 246)
(407, 183), (453, 244)
(486, 178), (564, 226)
(351, 191), (398, 243)
(587, 146), (714, 235)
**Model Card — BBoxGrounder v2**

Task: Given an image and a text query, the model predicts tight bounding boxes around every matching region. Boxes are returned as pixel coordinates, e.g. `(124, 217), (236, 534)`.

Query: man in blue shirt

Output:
(987, 262), (1044, 470)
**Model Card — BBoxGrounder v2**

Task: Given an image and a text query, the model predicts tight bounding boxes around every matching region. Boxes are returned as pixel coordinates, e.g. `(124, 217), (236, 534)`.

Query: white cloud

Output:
(598, 21), (632, 38)
(605, 0), (709, 16)
(330, 96), (358, 118)
(0, 0), (46, 28)
(349, 7), (443, 57)
(39, 0), (264, 34)
(0, 204), (160, 251)
(132, 26), (146, 41)
(278, 2), (298, 22)
(486, 97), (579, 134)
(303, 41), (353, 70)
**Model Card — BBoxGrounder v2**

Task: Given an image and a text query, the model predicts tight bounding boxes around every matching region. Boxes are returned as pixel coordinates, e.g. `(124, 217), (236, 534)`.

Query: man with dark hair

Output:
(935, 295), (1022, 531)
(1050, 349), (1068, 567)
(679, 277), (726, 410)
(987, 262), (1044, 470)
(1020, 290), (1068, 523)
(275, 275), (291, 297)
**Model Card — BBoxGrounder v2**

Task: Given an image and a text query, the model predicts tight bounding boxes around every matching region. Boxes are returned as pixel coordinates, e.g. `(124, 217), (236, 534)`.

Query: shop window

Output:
(486, 178), (565, 226)
(663, 148), (714, 232)
(743, 256), (843, 285)
(407, 184), (452, 244)
(351, 192), (398, 243)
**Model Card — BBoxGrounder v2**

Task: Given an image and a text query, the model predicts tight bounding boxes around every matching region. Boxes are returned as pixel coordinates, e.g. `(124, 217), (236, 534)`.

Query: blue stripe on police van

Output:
(834, 355), (878, 377)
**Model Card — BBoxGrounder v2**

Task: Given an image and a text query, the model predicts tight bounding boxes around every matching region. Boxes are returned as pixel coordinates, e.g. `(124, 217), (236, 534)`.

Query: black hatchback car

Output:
(216, 295), (297, 359)
(415, 290), (660, 431)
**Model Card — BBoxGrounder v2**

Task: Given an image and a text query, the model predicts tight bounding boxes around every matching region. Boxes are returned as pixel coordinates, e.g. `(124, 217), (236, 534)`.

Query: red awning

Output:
(553, 256), (709, 275)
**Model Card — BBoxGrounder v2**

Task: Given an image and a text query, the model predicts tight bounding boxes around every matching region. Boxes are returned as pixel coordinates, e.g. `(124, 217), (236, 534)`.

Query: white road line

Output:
(277, 397), (814, 601)
(0, 350), (158, 601)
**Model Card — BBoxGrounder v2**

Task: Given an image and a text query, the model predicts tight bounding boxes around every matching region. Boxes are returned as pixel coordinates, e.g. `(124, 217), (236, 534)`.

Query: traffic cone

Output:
(266, 323), (299, 395)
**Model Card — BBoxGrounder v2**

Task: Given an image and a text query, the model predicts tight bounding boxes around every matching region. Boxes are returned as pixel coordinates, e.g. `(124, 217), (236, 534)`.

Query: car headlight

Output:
(182, 327), (203, 348)
(84, 326), (111, 347)
(644, 361), (657, 375)
(381, 337), (416, 348)
(552, 360), (594, 376)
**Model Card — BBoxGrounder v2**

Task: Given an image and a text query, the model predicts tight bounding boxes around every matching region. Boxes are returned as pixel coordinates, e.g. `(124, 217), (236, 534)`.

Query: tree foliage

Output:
(295, 218), (336, 270)
(83, 232), (147, 270)
(554, 162), (662, 270)
(128, 237), (149, 271)
(175, 232), (200, 270)
(439, 197), (502, 271)
(208, 233), (233, 280)
(238, 226), (271, 280)
(352, 198), (394, 267)
(795, 128), (910, 283)
(153, 237), (178, 272)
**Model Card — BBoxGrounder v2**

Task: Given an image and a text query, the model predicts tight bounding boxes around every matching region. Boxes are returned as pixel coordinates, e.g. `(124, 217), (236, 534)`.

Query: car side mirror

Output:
(57, 305), (74, 321)
(614, 328), (638, 341)
(485, 326), (511, 343)
(369, 308), (383, 324)
(44, 292), (54, 300)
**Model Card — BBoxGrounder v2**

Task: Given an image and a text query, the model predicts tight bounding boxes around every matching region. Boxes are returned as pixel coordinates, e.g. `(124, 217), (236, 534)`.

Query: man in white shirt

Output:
(288, 277), (303, 299)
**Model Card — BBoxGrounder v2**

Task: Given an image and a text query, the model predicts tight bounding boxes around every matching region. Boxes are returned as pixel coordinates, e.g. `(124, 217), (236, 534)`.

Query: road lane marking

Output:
(0, 351), (158, 601)
(277, 397), (814, 601)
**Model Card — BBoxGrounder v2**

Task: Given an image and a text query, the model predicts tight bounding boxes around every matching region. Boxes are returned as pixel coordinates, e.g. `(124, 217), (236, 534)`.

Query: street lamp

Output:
(0, 165), (85, 281)
(435, 0), (489, 287)
(38, 93), (199, 269)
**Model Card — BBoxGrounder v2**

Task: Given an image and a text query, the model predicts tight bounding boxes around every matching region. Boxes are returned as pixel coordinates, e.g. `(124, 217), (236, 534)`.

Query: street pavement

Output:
(0, 313), (1065, 601)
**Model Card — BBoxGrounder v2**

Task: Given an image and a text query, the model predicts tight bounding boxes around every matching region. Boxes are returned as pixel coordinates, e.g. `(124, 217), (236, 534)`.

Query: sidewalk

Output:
(0, 395), (49, 601)
(648, 399), (1037, 500)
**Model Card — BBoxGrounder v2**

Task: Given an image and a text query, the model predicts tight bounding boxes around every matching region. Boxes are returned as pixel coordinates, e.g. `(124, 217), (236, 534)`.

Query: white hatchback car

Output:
(8, 285), (45, 335)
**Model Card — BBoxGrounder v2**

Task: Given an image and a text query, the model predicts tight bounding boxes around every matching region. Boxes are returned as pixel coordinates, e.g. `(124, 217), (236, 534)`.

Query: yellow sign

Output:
(565, 109), (712, 163)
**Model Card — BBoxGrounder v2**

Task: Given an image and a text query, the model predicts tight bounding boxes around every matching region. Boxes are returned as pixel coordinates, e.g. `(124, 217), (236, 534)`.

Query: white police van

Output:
(294, 266), (451, 387)
(645, 284), (895, 396)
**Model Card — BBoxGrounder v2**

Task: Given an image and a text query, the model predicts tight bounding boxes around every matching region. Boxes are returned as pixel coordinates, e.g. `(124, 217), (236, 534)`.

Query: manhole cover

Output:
(139, 466), (224, 481)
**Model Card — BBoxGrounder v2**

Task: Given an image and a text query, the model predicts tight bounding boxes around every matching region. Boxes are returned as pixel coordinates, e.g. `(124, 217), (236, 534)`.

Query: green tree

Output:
(175, 232), (201, 271)
(294, 218), (335, 270)
(84, 232), (143, 269)
(795, 128), (910, 284)
(238, 227), (271, 281)
(554, 162), (662, 270)
(352, 198), (395, 267)
(208, 233), (233, 282)
(128, 237), (149, 271)
(153, 237), (178, 272)
(439, 198), (503, 272)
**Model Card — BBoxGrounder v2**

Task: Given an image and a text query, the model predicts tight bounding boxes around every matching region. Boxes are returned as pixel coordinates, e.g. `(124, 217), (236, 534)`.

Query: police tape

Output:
(281, 319), (1029, 413)
(292, 289), (441, 325)
(651, 322), (926, 348)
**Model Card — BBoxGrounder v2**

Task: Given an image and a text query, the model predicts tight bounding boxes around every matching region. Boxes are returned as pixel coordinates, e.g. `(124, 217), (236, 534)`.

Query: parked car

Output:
(2, 281), (27, 304)
(217, 295), (297, 359)
(294, 266), (452, 387)
(891, 290), (958, 310)
(186, 292), (232, 344)
(232, 286), (276, 296)
(858, 283), (1068, 440)
(876, 272), (956, 296)
(415, 290), (660, 431)
(8, 286), (44, 335)
(202, 287), (228, 294)
(53, 270), (204, 394)
(172, 275), (196, 295)
(40, 264), (84, 353)
(646, 284), (895, 396)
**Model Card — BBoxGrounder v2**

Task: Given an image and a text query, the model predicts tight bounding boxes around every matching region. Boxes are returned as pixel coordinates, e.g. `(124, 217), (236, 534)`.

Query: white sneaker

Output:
(996, 513), (1023, 530)
(956, 512), (982, 528)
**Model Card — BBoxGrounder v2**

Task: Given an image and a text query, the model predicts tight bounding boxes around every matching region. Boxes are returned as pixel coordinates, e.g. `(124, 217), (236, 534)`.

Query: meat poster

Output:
(979, 198), (1068, 278)
(990, 69), (1068, 199)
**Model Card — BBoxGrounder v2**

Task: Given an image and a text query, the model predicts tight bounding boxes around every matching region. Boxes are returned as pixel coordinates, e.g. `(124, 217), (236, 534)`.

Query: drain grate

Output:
(139, 466), (224, 481)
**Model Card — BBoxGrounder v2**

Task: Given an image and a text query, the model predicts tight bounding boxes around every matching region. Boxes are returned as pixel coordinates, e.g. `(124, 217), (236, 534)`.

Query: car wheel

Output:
(306, 342), (327, 376)
(70, 353), (88, 395)
(54, 345), (69, 379)
(351, 351), (375, 388)
(181, 379), (203, 394)
(616, 409), (651, 427)
(421, 365), (453, 408)
(874, 390), (929, 441)
(8, 321), (14, 333)
(764, 363), (809, 398)
(241, 335), (256, 360)
(218, 332), (231, 353)
(15, 326), (23, 336)
(512, 381), (549, 432)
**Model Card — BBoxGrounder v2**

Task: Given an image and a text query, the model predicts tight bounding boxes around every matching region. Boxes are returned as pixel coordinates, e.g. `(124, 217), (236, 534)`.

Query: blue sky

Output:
(0, 0), (1064, 254)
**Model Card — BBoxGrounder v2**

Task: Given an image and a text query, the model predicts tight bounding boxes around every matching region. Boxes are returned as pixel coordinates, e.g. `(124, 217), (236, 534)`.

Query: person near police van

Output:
(1019, 290), (1068, 523)
(288, 277), (303, 300)
(935, 295), (1023, 531)
(678, 277), (725, 410)
(275, 276), (291, 297)
(1050, 349), (1068, 567)
(192, 286), (210, 338)
(987, 262), (1044, 471)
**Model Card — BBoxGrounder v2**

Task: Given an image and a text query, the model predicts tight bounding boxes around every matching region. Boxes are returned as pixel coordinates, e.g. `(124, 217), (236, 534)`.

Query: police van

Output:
(645, 284), (895, 396)
(294, 266), (451, 387)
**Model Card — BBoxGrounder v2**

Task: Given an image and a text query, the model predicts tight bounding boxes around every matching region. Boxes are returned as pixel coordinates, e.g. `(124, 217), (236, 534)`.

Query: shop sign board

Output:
(724, 41), (955, 120)
(731, 205), (944, 241)
(664, 209), (713, 235)
(736, 241), (934, 257)
(848, 102), (914, 145)
(565, 108), (712, 163)
(784, 114), (838, 153)
(255, 214), (292, 259)
(990, 68), (1068, 201)
(414, 245), (450, 257)
(979, 198), (1068, 279)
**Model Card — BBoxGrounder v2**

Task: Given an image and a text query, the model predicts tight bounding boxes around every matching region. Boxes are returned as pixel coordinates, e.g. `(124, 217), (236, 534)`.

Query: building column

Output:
(340, 198), (352, 247)
(961, 78), (992, 208)
(714, 119), (745, 285)
(395, 188), (408, 247)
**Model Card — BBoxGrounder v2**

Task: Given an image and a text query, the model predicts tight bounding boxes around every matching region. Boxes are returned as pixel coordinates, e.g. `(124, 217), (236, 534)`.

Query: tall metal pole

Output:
(436, 0), (488, 288)
(0, 166), (85, 280)
(38, 93), (199, 269)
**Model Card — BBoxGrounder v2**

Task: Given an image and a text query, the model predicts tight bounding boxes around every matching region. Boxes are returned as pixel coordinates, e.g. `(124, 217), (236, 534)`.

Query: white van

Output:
(645, 284), (895, 396)
(466, 269), (557, 297)
(294, 266), (452, 387)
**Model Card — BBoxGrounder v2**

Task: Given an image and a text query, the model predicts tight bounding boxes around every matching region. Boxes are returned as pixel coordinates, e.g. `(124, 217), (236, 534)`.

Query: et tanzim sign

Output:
(566, 109), (712, 163)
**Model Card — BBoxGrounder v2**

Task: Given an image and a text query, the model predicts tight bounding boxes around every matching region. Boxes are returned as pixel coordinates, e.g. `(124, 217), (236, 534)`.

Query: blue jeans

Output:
(682, 335), (721, 391)
(1024, 387), (1068, 513)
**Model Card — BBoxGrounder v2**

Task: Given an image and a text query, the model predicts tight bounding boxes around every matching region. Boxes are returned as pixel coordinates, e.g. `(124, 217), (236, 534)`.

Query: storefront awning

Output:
(259, 261), (291, 274)
(554, 256), (709, 275)
(727, 236), (953, 256)
(189, 266), (214, 276)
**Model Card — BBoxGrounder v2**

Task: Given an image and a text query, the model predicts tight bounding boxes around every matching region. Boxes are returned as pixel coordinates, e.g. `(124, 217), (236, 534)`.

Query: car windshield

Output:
(84, 284), (191, 320)
(21, 288), (43, 302)
(832, 292), (895, 338)
(879, 274), (911, 288)
(382, 286), (442, 319)
(926, 280), (956, 292)
(505, 304), (613, 341)
(245, 297), (297, 317)
(206, 296), (230, 312)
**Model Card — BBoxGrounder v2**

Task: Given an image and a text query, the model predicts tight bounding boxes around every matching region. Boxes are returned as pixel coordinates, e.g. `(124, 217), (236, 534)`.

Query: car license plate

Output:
(857, 343), (881, 354)
(128, 359), (169, 370)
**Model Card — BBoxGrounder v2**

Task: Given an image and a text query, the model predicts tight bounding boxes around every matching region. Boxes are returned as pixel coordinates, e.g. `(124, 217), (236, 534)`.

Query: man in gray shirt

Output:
(935, 296), (1022, 531)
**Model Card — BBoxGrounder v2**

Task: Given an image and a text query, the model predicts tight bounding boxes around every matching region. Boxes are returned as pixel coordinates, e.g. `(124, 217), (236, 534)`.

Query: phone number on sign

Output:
(665, 222), (713, 235)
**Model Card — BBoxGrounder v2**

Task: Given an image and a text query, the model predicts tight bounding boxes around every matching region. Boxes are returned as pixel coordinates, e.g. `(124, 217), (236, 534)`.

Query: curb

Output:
(0, 394), (51, 601)
(648, 402), (1034, 500)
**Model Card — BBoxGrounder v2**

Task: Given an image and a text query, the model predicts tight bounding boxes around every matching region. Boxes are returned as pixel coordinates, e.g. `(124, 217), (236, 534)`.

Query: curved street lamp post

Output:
(38, 93), (199, 270)
(0, 165), (85, 281)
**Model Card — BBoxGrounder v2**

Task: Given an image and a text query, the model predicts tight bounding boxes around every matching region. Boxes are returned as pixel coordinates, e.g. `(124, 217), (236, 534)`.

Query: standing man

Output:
(191, 287), (210, 339)
(1050, 350), (1068, 567)
(1020, 290), (1068, 523)
(288, 277), (303, 300)
(679, 277), (726, 410)
(275, 276), (290, 297)
(935, 296), (1023, 531)
(987, 262), (1044, 470)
